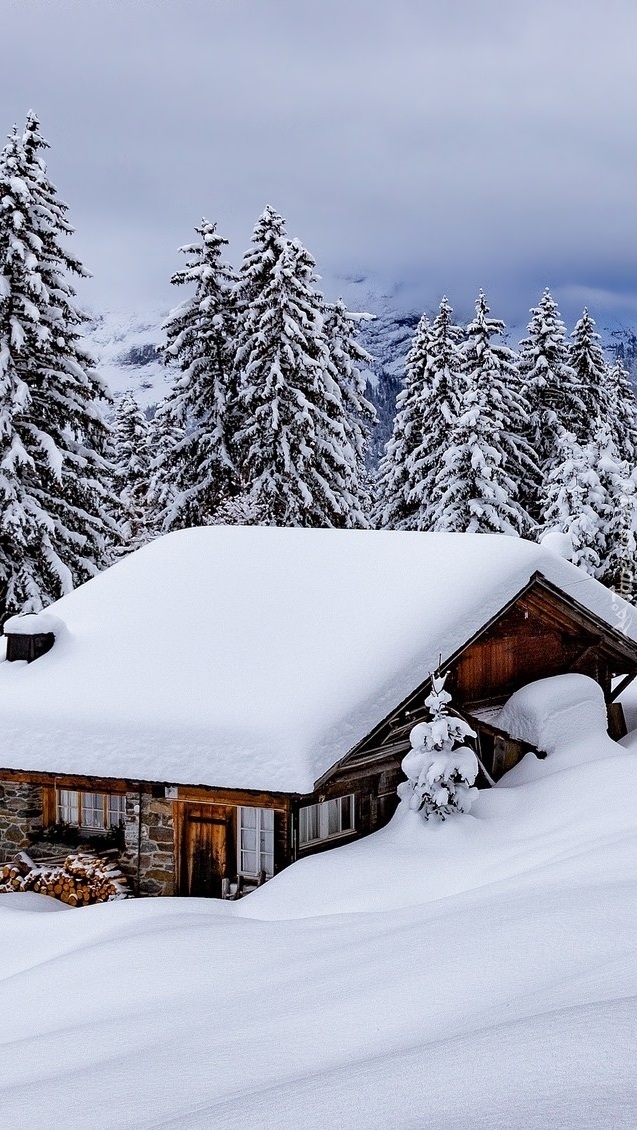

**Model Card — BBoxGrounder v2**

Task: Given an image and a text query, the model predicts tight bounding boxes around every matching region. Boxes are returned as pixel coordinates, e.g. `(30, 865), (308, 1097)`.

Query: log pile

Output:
(0, 850), (129, 905)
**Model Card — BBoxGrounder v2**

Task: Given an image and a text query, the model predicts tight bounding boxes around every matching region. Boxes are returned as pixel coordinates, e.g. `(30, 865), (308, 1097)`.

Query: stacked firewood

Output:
(0, 850), (129, 904)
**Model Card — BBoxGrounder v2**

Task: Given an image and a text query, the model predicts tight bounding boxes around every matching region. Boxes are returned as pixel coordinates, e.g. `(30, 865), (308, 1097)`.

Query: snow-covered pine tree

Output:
(159, 220), (238, 528)
(605, 478), (637, 601)
(112, 392), (150, 545)
(593, 421), (637, 593)
(540, 429), (606, 576)
(233, 212), (372, 527)
(235, 204), (288, 314)
(518, 289), (584, 517)
(373, 311), (433, 529)
(568, 309), (611, 437)
(428, 292), (537, 535)
(398, 672), (479, 820)
(145, 397), (186, 534)
(601, 356), (637, 464)
(374, 298), (467, 530)
(322, 297), (377, 516)
(403, 297), (467, 529)
(0, 113), (116, 617)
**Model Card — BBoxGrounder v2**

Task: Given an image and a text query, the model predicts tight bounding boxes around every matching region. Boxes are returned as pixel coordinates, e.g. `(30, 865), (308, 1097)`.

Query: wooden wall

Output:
(450, 593), (607, 710)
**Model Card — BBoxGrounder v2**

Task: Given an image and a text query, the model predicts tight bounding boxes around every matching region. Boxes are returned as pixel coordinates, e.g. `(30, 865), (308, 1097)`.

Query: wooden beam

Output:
(610, 673), (637, 702)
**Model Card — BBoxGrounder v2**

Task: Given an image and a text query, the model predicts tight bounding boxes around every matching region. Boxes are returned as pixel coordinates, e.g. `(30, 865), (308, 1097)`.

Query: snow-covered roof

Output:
(0, 526), (635, 794)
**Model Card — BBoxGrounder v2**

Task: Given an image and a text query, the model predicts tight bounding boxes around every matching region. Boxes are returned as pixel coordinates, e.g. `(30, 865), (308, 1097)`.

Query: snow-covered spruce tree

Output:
(373, 311), (433, 529)
(402, 297), (467, 529)
(606, 356), (637, 464)
(568, 309), (612, 438)
(518, 289), (584, 516)
(145, 397), (186, 534)
(541, 416), (637, 588)
(158, 220), (238, 528)
(233, 213), (372, 527)
(234, 204), (288, 315)
(322, 297), (377, 516)
(593, 422), (637, 593)
(428, 292), (537, 535)
(540, 428), (608, 576)
(112, 392), (151, 545)
(0, 114), (116, 617)
(605, 477), (637, 601)
(398, 673), (479, 820)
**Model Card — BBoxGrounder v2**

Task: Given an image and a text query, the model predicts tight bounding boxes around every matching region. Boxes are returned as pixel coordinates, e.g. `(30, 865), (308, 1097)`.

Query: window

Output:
(299, 795), (355, 847)
(57, 790), (126, 831)
(238, 807), (274, 879)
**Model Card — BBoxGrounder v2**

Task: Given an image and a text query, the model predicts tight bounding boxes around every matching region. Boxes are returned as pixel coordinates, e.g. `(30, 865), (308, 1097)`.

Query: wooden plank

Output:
(610, 672), (637, 702)
(173, 785), (291, 810)
(0, 769), (134, 792)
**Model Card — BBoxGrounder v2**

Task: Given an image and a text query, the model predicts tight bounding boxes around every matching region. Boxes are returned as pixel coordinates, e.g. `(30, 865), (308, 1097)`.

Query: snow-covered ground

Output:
(1, 676), (636, 1129)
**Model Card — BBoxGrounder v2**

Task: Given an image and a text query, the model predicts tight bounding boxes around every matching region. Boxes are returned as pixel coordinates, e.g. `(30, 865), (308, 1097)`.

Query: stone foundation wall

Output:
(0, 781), (176, 897)
(0, 780), (42, 861)
(119, 792), (176, 897)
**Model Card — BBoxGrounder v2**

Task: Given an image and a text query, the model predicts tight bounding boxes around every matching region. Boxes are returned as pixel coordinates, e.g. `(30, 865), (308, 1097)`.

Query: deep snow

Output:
(1, 674), (636, 1129)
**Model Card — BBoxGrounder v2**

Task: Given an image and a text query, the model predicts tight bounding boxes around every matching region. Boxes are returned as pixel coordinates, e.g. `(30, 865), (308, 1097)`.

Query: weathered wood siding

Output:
(451, 594), (606, 709)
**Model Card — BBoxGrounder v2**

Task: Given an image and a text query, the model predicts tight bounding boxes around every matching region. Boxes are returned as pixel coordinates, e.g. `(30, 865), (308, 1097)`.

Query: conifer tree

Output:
(112, 392), (150, 545)
(429, 292), (537, 535)
(159, 220), (238, 528)
(375, 298), (467, 530)
(540, 427), (608, 577)
(403, 298), (466, 529)
(569, 309), (610, 436)
(593, 422), (637, 592)
(398, 673), (479, 820)
(602, 357), (637, 464)
(518, 289), (584, 515)
(0, 114), (116, 616)
(235, 204), (288, 314)
(233, 212), (372, 527)
(373, 311), (433, 529)
(145, 397), (186, 534)
(322, 298), (377, 515)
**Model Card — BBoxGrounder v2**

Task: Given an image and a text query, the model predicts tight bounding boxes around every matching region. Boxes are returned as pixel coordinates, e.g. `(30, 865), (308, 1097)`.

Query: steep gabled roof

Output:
(0, 527), (635, 793)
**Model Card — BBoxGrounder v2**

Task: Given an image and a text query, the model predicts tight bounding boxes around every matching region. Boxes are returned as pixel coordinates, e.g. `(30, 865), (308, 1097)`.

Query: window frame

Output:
(237, 806), (275, 880)
(56, 789), (126, 833)
(298, 794), (355, 848)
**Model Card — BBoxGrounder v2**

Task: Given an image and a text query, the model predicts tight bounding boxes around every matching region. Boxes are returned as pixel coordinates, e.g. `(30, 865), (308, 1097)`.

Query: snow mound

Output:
(0, 892), (70, 913)
(498, 674), (607, 756)
(538, 528), (574, 560)
(3, 611), (66, 636)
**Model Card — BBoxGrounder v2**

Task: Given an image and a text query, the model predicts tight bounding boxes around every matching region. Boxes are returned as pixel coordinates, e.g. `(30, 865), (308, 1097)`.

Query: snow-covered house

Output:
(1, 526), (636, 898)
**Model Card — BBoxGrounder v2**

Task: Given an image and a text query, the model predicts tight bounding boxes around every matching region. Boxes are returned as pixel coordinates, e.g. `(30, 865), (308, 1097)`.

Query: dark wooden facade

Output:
(324, 574), (637, 786)
(3, 571), (637, 898)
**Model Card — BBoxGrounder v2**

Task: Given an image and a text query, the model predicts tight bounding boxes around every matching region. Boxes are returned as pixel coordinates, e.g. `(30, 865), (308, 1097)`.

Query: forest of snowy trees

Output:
(2, 113), (637, 622)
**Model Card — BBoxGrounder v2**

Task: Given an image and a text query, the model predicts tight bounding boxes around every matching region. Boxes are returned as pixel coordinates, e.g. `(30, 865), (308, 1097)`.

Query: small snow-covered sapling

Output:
(398, 672), (479, 820)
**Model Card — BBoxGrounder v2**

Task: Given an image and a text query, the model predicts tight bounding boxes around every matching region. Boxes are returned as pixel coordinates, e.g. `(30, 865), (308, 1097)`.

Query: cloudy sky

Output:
(2, 0), (637, 325)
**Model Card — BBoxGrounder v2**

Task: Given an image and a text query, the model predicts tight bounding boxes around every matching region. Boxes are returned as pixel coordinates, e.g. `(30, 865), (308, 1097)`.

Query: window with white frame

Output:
(299, 794), (355, 847)
(238, 807), (274, 879)
(57, 790), (126, 831)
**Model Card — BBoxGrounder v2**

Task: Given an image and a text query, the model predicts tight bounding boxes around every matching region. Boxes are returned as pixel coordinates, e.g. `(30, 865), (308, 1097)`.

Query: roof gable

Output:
(325, 573), (637, 784)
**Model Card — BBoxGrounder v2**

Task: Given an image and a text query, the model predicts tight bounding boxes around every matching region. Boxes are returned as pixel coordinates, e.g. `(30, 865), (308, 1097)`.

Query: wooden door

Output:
(180, 804), (235, 897)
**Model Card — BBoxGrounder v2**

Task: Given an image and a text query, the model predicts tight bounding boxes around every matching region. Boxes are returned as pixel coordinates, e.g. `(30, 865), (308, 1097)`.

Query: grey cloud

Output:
(1, 0), (636, 325)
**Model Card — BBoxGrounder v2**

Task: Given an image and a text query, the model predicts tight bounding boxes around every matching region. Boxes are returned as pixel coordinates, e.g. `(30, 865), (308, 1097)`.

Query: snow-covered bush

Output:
(398, 674), (479, 820)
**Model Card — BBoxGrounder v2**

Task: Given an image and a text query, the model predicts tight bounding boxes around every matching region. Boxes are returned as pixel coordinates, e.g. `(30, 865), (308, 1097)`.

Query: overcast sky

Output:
(2, 0), (637, 325)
